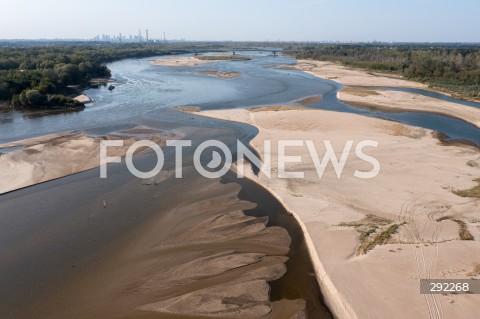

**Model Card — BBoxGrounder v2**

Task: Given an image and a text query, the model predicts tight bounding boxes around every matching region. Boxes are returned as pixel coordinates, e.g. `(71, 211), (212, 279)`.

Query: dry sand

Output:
(200, 107), (480, 319)
(0, 127), (178, 194)
(293, 60), (427, 88)
(73, 94), (92, 104)
(150, 56), (212, 67)
(340, 87), (480, 128)
(292, 60), (480, 128)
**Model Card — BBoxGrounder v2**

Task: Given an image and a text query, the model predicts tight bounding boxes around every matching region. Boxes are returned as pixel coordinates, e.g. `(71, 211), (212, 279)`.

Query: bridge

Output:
(167, 48), (301, 57)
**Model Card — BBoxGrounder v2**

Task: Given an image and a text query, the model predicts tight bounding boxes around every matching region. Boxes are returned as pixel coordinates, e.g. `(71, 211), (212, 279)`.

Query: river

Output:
(0, 51), (479, 319)
(1, 51), (478, 146)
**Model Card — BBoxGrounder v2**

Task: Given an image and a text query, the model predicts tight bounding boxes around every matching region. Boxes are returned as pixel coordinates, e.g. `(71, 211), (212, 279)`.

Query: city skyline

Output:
(0, 0), (479, 42)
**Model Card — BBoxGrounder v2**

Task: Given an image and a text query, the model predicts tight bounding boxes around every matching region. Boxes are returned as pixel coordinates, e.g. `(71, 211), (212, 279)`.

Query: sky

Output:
(0, 0), (478, 42)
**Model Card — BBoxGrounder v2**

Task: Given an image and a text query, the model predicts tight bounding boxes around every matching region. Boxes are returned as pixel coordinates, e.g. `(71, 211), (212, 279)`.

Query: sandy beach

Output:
(151, 55), (249, 67)
(200, 106), (480, 319)
(151, 56), (212, 67)
(73, 94), (93, 104)
(292, 60), (480, 128)
(3, 53), (479, 318)
(0, 127), (178, 194)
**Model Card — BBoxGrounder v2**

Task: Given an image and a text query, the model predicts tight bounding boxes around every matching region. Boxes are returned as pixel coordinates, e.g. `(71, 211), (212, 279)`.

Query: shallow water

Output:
(1, 51), (478, 147)
(0, 52), (332, 143)
(1, 51), (479, 318)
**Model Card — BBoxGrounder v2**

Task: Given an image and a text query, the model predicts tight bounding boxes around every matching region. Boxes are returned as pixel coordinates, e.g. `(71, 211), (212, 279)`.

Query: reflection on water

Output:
(0, 52), (333, 143)
(0, 51), (478, 147)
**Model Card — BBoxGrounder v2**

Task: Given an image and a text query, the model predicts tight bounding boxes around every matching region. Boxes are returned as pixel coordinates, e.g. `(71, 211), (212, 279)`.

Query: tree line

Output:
(0, 43), (190, 109)
(289, 44), (480, 100)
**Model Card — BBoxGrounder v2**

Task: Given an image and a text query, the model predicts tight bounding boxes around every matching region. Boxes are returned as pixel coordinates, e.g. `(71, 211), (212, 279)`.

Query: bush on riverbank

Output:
(0, 43), (183, 109)
(292, 44), (480, 100)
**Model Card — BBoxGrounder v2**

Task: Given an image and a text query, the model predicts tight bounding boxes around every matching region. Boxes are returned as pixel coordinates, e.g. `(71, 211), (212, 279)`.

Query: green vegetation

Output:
(338, 214), (392, 228)
(3, 41), (478, 109)
(338, 215), (400, 255)
(467, 160), (478, 167)
(466, 262), (480, 277)
(291, 44), (480, 100)
(452, 178), (480, 198)
(358, 224), (400, 255)
(0, 43), (187, 109)
(452, 219), (475, 240)
(437, 216), (475, 240)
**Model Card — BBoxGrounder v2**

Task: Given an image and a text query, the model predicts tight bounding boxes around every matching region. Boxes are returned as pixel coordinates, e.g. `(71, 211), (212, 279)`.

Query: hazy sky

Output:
(0, 0), (478, 42)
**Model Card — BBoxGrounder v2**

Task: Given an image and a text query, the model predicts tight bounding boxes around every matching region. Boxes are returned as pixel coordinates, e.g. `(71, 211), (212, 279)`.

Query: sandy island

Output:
(293, 60), (480, 128)
(200, 106), (480, 319)
(151, 56), (212, 67)
(73, 94), (93, 104)
(151, 55), (249, 68)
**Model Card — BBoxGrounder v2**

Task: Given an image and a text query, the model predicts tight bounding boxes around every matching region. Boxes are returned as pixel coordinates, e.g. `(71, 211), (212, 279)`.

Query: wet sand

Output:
(201, 107), (480, 319)
(150, 56), (212, 67)
(0, 108), (331, 319)
(0, 126), (179, 194)
(292, 60), (480, 128)
(198, 70), (242, 78)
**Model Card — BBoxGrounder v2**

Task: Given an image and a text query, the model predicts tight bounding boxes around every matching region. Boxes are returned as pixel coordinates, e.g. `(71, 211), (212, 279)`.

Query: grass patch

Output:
(358, 224), (400, 255)
(452, 178), (480, 199)
(467, 160), (478, 168)
(437, 216), (475, 240)
(436, 216), (452, 222)
(466, 263), (480, 277)
(338, 215), (399, 255)
(338, 214), (392, 228)
(452, 219), (474, 240)
(197, 55), (251, 61)
(359, 226), (378, 241)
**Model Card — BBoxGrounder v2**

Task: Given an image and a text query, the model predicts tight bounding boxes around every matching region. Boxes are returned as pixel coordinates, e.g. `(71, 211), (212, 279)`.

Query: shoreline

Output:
(0, 111), (329, 318)
(197, 108), (358, 318)
(3, 52), (479, 318)
(293, 60), (480, 128)
(229, 162), (357, 319)
(0, 127), (180, 195)
(199, 107), (480, 319)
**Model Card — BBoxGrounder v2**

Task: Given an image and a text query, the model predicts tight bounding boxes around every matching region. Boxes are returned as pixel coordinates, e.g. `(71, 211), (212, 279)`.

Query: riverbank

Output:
(0, 127), (179, 194)
(293, 60), (480, 128)
(200, 107), (480, 319)
(0, 111), (328, 318)
(150, 55), (250, 67)
(151, 56), (211, 67)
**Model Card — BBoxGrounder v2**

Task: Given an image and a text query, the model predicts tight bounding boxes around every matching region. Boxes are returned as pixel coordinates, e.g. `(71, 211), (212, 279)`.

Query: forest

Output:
(0, 43), (191, 109)
(1, 42), (479, 110)
(290, 43), (480, 100)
